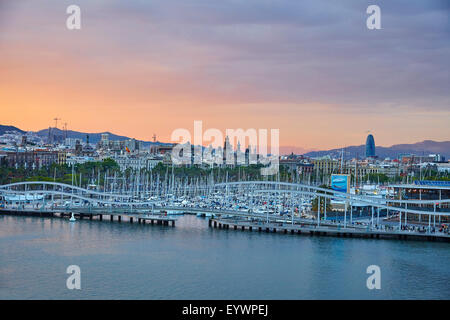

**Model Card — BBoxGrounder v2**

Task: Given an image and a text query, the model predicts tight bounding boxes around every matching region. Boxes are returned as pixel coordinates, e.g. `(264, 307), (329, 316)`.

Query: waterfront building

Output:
(389, 180), (450, 215)
(162, 152), (172, 165)
(101, 133), (109, 145)
(66, 155), (96, 165)
(223, 135), (233, 166)
(125, 138), (141, 153)
(64, 138), (78, 149)
(311, 157), (340, 175)
(113, 154), (163, 171)
(155, 144), (175, 155)
(57, 151), (67, 165)
(401, 154), (446, 164)
(1, 150), (60, 169)
(341, 164), (380, 178)
(436, 163), (450, 173)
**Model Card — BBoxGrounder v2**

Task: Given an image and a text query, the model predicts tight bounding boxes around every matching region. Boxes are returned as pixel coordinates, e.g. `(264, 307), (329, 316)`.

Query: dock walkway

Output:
(210, 218), (450, 242)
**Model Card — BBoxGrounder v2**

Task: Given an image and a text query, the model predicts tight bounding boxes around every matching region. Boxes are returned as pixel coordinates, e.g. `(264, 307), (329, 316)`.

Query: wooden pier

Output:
(0, 209), (177, 227)
(209, 218), (450, 242)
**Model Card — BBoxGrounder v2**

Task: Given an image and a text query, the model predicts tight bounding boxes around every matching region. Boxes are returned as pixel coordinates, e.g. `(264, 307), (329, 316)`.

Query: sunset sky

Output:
(0, 0), (449, 152)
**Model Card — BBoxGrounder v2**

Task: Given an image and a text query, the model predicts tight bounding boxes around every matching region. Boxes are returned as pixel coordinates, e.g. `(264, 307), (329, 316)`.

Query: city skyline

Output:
(2, 122), (450, 154)
(1, 0), (449, 151)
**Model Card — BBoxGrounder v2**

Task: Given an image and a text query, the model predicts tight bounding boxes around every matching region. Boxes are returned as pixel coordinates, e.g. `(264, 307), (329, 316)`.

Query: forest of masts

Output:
(68, 164), (324, 199)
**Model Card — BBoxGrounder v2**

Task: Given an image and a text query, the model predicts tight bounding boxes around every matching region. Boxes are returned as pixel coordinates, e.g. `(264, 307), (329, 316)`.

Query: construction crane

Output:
(53, 117), (61, 129)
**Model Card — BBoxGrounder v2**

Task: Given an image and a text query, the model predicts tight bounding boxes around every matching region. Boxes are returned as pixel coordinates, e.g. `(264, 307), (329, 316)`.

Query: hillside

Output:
(0, 125), (25, 135)
(35, 128), (169, 147)
(304, 140), (450, 159)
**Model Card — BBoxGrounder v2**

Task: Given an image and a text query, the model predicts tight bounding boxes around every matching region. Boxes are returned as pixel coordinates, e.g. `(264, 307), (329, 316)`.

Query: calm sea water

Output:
(0, 214), (449, 299)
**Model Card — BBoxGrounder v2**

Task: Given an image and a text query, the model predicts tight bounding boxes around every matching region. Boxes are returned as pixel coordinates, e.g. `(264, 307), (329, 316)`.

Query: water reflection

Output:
(0, 214), (449, 299)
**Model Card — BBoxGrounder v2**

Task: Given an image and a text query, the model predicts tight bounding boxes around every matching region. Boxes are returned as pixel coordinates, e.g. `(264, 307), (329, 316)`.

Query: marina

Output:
(1, 179), (449, 243)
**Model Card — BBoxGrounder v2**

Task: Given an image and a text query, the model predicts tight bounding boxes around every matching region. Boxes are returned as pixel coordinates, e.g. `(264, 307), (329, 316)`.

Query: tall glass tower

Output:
(365, 134), (376, 158)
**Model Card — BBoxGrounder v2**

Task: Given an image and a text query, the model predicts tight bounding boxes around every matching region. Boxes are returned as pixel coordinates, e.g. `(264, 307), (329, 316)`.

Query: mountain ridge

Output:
(1, 125), (448, 157)
(0, 125), (26, 135)
(37, 127), (172, 147)
(303, 140), (450, 159)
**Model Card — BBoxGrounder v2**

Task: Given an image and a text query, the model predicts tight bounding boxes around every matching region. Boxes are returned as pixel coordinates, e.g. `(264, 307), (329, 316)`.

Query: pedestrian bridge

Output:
(0, 180), (449, 241)
(0, 180), (449, 214)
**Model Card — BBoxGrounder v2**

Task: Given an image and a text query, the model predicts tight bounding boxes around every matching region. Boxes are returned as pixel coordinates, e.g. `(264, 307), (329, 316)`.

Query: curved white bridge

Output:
(0, 180), (449, 241)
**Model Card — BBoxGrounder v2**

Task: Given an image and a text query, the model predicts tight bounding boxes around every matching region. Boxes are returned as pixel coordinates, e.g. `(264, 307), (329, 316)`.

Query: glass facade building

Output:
(365, 134), (376, 158)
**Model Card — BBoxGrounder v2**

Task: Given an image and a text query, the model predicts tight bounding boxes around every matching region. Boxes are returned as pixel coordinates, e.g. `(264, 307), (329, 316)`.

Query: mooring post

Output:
(377, 207), (380, 226)
(350, 203), (353, 225)
(371, 207), (375, 230)
(317, 196), (320, 227)
(433, 204), (436, 228)
(344, 202), (347, 228)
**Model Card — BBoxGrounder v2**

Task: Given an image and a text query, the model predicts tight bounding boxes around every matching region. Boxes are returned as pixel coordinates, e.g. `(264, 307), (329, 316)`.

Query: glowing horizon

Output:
(1, 0), (449, 151)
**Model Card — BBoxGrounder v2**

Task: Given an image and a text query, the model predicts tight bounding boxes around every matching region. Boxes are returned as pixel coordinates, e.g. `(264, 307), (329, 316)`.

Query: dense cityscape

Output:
(1, 125), (448, 187)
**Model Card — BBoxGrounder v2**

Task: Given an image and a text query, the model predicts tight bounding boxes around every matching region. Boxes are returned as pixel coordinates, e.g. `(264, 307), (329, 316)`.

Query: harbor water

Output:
(0, 214), (449, 299)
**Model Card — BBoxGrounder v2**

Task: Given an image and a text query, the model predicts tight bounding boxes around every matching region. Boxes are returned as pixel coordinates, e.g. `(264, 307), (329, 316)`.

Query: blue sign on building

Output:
(331, 174), (350, 193)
